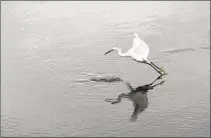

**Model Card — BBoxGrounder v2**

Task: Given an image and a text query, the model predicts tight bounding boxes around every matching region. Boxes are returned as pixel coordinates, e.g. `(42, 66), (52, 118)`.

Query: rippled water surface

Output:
(1, 1), (210, 137)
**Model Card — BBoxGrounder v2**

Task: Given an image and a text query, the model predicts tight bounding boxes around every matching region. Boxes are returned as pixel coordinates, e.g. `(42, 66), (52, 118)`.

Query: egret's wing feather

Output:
(132, 37), (141, 48)
(131, 39), (150, 60)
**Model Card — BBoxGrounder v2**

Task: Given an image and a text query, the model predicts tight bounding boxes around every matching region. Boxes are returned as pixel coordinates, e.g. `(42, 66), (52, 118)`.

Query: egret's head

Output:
(104, 47), (118, 55)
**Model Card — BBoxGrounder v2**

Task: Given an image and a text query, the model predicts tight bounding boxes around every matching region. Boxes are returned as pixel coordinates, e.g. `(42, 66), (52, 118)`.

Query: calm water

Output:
(1, 1), (210, 137)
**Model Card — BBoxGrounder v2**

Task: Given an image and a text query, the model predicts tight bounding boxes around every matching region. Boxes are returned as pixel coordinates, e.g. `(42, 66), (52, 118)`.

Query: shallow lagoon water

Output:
(1, 1), (210, 137)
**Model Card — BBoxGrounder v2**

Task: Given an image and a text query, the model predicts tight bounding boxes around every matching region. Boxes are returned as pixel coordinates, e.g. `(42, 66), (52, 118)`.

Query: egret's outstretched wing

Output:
(132, 34), (141, 49)
(131, 33), (150, 59)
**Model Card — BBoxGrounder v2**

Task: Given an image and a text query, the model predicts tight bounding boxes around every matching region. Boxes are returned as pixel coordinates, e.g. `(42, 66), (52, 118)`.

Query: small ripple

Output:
(161, 48), (196, 54)
(1, 115), (21, 137)
(150, 59), (173, 64)
(200, 46), (210, 49)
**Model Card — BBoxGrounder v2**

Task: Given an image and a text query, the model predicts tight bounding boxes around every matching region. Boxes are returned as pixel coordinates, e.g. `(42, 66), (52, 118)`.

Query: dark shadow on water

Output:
(89, 76), (123, 83)
(75, 76), (123, 83)
(105, 75), (165, 122)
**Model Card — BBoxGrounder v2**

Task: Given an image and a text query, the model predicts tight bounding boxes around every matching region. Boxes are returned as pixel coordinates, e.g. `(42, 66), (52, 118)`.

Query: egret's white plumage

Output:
(104, 33), (166, 75)
(130, 33), (150, 61)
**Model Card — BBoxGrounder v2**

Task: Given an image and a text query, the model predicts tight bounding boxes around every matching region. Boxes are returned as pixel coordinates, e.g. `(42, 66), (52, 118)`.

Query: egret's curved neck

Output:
(114, 48), (129, 57)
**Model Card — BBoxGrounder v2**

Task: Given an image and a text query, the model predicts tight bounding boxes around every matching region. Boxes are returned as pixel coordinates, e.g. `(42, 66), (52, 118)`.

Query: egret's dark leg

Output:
(145, 62), (163, 75)
(150, 61), (165, 72)
(149, 63), (162, 75)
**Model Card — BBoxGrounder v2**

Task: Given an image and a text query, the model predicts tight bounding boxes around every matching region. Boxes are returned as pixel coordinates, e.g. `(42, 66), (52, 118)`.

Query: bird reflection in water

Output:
(105, 75), (165, 122)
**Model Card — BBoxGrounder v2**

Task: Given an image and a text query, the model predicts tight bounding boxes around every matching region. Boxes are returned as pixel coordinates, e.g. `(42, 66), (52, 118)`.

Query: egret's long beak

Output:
(104, 49), (113, 55)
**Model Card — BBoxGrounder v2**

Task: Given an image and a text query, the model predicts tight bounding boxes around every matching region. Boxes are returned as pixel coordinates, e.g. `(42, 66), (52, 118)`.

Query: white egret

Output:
(104, 33), (166, 75)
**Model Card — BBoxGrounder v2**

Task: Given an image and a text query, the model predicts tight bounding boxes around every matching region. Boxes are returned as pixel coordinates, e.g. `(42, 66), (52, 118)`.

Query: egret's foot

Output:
(159, 67), (167, 75)
(163, 72), (168, 75)
(158, 71), (164, 76)
(160, 67), (165, 72)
